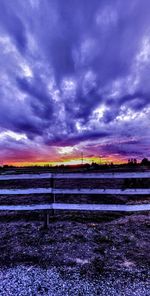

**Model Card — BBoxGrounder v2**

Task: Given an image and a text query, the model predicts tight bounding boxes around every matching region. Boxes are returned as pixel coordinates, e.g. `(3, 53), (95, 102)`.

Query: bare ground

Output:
(0, 211), (149, 279)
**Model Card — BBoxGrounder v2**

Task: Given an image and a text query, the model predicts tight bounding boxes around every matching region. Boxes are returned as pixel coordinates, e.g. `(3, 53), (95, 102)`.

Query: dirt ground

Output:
(0, 211), (149, 279)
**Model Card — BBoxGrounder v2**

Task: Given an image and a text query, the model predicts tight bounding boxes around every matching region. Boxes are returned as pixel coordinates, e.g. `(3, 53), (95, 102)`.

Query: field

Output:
(0, 168), (150, 295)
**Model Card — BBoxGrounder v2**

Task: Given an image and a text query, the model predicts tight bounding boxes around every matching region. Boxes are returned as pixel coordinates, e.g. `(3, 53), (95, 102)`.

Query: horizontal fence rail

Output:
(0, 173), (51, 180)
(51, 188), (150, 195)
(0, 203), (150, 212)
(0, 172), (150, 180)
(0, 188), (150, 195)
(54, 172), (150, 179)
(0, 188), (52, 195)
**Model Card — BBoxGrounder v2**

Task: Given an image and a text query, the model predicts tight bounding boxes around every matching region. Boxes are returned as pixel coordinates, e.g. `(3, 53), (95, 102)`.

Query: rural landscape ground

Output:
(0, 167), (149, 295)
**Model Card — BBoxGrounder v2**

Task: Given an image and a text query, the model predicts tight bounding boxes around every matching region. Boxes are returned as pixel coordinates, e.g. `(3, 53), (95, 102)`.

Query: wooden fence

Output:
(0, 172), (150, 227)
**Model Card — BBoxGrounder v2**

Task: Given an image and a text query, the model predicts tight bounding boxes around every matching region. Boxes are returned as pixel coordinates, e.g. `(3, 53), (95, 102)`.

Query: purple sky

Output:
(0, 0), (150, 165)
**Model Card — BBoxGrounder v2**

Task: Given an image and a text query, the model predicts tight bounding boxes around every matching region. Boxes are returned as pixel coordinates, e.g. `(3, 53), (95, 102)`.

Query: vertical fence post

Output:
(43, 210), (49, 229)
(43, 173), (54, 229)
(43, 173), (55, 228)
(51, 173), (55, 218)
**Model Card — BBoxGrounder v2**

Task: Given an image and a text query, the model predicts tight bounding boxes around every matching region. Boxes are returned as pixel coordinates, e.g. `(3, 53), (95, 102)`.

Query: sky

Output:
(0, 0), (150, 166)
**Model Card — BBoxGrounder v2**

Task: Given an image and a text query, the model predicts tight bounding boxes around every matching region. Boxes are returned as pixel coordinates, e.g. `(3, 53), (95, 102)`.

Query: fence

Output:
(0, 172), (150, 227)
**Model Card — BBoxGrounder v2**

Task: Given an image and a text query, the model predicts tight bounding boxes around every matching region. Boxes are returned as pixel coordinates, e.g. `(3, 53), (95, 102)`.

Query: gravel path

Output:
(0, 266), (149, 296)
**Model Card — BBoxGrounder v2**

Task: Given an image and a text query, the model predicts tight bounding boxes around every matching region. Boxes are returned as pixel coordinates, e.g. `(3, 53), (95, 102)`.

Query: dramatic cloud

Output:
(0, 0), (150, 164)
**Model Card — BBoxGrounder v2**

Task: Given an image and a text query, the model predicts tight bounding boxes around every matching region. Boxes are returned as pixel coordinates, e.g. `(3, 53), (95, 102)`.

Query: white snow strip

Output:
(0, 203), (150, 212)
(0, 188), (52, 195)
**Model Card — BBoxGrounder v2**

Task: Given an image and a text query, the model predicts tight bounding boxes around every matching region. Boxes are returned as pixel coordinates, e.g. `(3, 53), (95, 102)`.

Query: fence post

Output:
(51, 173), (55, 217)
(43, 173), (54, 229)
(43, 210), (49, 229)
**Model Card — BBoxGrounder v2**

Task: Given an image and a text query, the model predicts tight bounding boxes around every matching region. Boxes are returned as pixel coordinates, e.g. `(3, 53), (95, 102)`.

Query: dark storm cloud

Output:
(103, 92), (150, 123)
(0, 95), (42, 138)
(119, 92), (150, 110)
(45, 130), (110, 146)
(0, 0), (150, 161)
(0, 0), (27, 52)
(16, 76), (54, 119)
(100, 139), (150, 159)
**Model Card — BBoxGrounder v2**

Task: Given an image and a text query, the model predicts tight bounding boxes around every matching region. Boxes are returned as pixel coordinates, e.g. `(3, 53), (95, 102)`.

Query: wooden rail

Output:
(0, 203), (150, 212)
(0, 188), (150, 195)
(0, 172), (150, 180)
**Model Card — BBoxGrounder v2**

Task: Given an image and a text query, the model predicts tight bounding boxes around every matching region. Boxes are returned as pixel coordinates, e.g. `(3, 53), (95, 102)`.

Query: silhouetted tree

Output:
(141, 158), (149, 165)
(128, 158), (137, 166)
